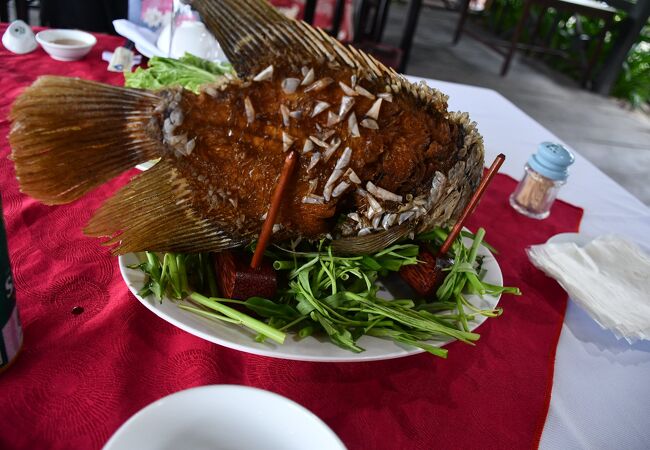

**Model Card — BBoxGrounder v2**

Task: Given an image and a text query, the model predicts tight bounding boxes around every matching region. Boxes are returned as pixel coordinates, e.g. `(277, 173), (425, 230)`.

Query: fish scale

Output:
(8, 0), (484, 255)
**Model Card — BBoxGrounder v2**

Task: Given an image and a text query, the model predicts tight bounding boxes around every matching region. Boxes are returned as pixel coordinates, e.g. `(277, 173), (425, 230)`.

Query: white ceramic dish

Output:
(103, 385), (346, 450)
(119, 238), (502, 362)
(35, 29), (96, 61)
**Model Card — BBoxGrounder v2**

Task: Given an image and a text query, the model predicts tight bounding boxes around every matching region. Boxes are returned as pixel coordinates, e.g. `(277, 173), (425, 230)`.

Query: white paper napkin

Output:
(113, 19), (164, 58)
(527, 235), (650, 343)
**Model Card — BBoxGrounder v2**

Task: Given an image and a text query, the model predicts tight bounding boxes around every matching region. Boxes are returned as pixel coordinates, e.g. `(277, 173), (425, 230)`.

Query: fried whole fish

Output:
(9, 0), (484, 255)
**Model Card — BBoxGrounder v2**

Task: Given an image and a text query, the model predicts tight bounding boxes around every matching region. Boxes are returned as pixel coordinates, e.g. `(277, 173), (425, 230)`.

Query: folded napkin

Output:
(113, 19), (163, 58)
(527, 235), (650, 343)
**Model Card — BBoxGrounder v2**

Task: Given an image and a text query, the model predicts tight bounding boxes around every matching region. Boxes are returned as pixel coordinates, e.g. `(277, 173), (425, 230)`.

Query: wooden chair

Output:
(454, 0), (622, 86)
(303, 0), (427, 73)
(352, 0), (403, 69)
(303, 0), (346, 37)
(351, 0), (425, 73)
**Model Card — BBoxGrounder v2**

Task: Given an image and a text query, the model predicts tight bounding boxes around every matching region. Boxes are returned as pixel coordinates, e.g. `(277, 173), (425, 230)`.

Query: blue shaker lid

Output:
(528, 142), (575, 181)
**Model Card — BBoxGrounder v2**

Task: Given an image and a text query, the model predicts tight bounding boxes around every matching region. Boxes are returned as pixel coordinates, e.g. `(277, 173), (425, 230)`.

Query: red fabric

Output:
(0, 25), (583, 450)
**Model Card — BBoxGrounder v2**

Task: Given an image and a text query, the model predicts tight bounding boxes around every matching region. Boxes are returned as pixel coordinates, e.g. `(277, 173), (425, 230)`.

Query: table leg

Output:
(453, 0), (472, 44)
(303, 0), (317, 24)
(582, 16), (613, 88)
(542, 13), (560, 48)
(16, 0), (28, 21)
(399, 0), (423, 73)
(329, 0), (345, 37)
(526, 6), (548, 56)
(501, 0), (533, 76)
(0, 1), (8, 23)
(374, 0), (391, 42)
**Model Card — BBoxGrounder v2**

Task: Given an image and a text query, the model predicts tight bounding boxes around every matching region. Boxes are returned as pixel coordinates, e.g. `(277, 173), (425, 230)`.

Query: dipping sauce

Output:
(51, 39), (86, 46)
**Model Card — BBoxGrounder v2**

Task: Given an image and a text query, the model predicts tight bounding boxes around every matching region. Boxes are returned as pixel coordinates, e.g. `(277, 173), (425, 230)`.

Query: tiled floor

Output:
(383, 3), (650, 205)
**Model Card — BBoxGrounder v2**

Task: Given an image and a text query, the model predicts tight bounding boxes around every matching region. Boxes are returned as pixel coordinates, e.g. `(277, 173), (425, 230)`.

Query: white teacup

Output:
(2, 20), (38, 54)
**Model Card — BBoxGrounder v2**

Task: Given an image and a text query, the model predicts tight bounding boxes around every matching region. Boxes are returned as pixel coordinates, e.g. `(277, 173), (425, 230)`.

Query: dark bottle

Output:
(0, 201), (22, 373)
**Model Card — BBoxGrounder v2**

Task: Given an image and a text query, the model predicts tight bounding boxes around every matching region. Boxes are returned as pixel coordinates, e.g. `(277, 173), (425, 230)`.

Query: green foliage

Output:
(484, 0), (649, 107)
(131, 229), (520, 356)
(611, 33), (650, 107)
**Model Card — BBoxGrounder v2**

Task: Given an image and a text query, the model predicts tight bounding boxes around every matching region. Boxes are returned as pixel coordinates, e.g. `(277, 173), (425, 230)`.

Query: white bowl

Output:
(35, 29), (97, 61)
(103, 385), (346, 450)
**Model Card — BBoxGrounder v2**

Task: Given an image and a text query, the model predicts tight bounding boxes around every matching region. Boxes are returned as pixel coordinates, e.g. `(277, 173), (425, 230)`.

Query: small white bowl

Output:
(35, 29), (97, 61)
(103, 385), (346, 450)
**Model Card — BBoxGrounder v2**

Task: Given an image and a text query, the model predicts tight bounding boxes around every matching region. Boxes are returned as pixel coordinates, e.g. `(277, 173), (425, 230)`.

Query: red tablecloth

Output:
(0, 26), (583, 450)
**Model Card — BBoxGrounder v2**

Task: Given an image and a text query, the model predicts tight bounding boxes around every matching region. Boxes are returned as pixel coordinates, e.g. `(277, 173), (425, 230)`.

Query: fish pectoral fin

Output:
(84, 160), (244, 254)
(9, 76), (164, 205)
(330, 223), (411, 255)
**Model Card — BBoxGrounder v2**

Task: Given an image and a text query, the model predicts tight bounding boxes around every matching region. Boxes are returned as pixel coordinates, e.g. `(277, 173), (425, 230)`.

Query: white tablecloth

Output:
(406, 76), (650, 449)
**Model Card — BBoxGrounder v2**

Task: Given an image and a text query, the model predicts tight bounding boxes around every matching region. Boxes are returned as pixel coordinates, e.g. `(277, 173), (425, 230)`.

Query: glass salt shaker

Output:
(509, 142), (575, 220)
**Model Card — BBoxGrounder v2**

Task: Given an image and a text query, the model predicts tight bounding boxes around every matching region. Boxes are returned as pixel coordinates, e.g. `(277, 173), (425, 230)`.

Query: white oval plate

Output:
(103, 385), (346, 450)
(119, 241), (502, 362)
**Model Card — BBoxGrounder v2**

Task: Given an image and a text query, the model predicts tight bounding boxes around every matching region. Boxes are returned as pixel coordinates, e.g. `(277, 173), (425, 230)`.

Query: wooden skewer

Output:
(250, 150), (298, 269)
(399, 153), (506, 297)
(437, 153), (506, 256)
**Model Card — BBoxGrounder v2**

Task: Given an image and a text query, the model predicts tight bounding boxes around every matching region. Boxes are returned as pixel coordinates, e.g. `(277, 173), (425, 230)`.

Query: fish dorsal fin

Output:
(84, 160), (245, 254)
(191, 0), (449, 111)
(191, 0), (323, 76)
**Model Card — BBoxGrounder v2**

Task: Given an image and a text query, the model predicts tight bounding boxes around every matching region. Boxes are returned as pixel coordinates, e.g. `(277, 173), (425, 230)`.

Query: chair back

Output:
(353, 0), (389, 43)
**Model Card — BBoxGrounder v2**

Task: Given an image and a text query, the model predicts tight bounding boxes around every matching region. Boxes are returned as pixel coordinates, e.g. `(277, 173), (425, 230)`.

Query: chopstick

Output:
(437, 153), (505, 256)
(250, 151), (298, 269)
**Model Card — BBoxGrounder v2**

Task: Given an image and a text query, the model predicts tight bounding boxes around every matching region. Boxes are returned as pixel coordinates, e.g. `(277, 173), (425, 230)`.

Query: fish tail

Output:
(9, 76), (163, 205)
